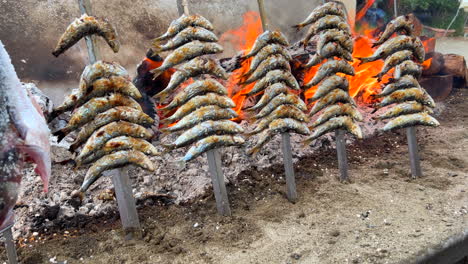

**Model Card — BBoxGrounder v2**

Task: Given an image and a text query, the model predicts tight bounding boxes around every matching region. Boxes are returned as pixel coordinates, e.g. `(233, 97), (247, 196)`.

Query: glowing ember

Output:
(422, 58), (433, 70)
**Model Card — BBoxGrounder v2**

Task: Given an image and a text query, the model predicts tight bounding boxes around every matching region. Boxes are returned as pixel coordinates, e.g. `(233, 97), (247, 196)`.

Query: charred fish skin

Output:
(293, 2), (347, 30)
(61, 106), (154, 145)
(376, 75), (420, 97)
(154, 57), (228, 101)
(78, 136), (159, 166)
(304, 116), (363, 145)
(310, 104), (363, 128)
(307, 75), (349, 99)
(243, 55), (291, 84)
(164, 120), (244, 150)
(317, 29), (353, 53)
(79, 150), (155, 193)
(65, 93), (143, 130)
(52, 14), (119, 57)
(358, 36), (425, 64)
(246, 70), (300, 96)
(76, 121), (154, 161)
(91, 76), (142, 100)
(181, 135), (245, 163)
(303, 15), (350, 47)
(162, 93), (236, 124)
(246, 44), (292, 76)
(161, 105), (238, 134)
(377, 87), (435, 108)
(154, 14), (214, 42)
(152, 26), (218, 53)
(309, 89), (356, 116)
(306, 59), (355, 87)
(373, 15), (414, 47)
(245, 82), (288, 112)
(382, 112), (439, 131)
(374, 50), (414, 80)
(159, 79), (227, 112)
(374, 101), (428, 120)
(313, 42), (353, 65)
(248, 108), (310, 136)
(243, 30), (290, 59)
(394, 60), (422, 80)
(150, 41), (224, 78)
(254, 93), (308, 120)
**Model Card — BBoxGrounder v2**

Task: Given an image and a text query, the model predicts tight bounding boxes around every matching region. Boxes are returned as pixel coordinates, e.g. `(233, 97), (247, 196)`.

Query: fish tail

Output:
(159, 128), (171, 136)
(301, 137), (315, 148)
(51, 50), (61, 57)
(71, 190), (85, 203)
(292, 24), (304, 31)
(357, 57), (372, 65)
(246, 146), (261, 157)
(161, 144), (174, 151)
(151, 68), (163, 79)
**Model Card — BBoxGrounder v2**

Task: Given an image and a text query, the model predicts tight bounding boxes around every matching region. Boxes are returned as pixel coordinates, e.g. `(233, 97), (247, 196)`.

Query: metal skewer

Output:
(77, 0), (141, 238)
(256, 0), (297, 202)
(406, 126), (422, 179)
(175, 0), (232, 216)
(335, 129), (349, 182)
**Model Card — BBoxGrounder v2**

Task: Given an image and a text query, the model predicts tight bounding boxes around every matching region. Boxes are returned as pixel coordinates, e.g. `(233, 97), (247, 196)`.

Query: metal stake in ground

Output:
(77, 0), (141, 236)
(1, 224), (18, 264)
(176, 0), (232, 216)
(257, 0), (297, 202)
(335, 129), (349, 182)
(406, 126), (422, 179)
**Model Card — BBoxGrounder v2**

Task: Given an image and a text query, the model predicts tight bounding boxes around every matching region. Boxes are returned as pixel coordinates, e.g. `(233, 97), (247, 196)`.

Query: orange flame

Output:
(356, 0), (376, 21)
(220, 11), (263, 119)
(422, 58), (432, 70)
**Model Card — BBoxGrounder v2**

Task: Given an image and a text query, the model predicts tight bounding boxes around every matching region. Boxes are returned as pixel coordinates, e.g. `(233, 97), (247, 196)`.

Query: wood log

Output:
(441, 54), (467, 79)
(420, 75), (453, 101)
(422, 52), (444, 76)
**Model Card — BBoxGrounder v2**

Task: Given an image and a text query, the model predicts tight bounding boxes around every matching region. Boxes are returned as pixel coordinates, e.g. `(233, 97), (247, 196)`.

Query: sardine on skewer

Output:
(245, 44), (292, 76)
(181, 135), (245, 163)
(309, 104), (362, 128)
(163, 120), (244, 151)
(245, 82), (288, 112)
(78, 137), (160, 166)
(303, 15), (350, 47)
(305, 42), (353, 68)
(375, 75), (420, 97)
(246, 104), (309, 136)
(309, 89), (356, 116)
(382, 112), (439, 131)
(374, 101), (430, 120)
(303, 116), (362, 146)
(78, 150), (155, 194)
(357, 35), (425, 64)
(150, 41), (224, 78)
(52, 14), (119, 57)
(305, 59), (355, 88)
(373, 15), (414, 47)
(76, 121), (154, 160)
(242, 54), (291, 84)
(154, 57), (228, 101)
(373, 50), (414, 81)
(394, 60), (422, 79)
(317, 29), (353, 54)
(242, 30), (289, 59)
(254, 93), (307, 120)
(161, 93), (236, 124)
(154, 14), (214, 42)
(306, 75), (349, 100)
(160, 105), (238, 134)
(152, 26), (218, 53)
(245, 70), (300, 96)
(247, 118), (310, 156)
(293, 2), (347, 30)
(159, 79), (227, 112)
(376, 87), (435, 108)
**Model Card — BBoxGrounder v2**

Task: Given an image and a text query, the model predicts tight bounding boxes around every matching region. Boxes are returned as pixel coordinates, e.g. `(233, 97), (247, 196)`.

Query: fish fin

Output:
(151, 68), (163, 79)
(17, 144), (51, 192)
(371, 42), (379, 48)
(356, 57), (371, 65)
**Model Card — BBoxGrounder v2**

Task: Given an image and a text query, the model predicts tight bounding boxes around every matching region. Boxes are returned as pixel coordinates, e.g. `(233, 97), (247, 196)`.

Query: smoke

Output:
(0, 0), (321, 101)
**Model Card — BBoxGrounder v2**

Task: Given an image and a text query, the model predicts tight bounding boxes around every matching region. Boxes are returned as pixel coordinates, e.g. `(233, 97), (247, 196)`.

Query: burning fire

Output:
(219, 5), (435, 118)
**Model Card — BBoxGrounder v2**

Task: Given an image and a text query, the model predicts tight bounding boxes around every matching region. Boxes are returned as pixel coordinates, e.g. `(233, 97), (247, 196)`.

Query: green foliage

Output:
(398, 0), (465, 35)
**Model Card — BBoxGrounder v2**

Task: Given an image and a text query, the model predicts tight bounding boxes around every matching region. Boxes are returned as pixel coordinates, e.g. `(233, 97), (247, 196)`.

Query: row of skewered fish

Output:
(358, 15), (439, 131)
(50, 16), (157, 197)
(240, 30), (310, 155)
(151, 14), (244, 163)
(294, 2), (362, 145)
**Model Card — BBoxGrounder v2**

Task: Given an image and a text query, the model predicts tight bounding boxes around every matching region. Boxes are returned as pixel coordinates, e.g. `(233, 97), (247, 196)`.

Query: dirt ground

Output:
(0, 86), (466, 263)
